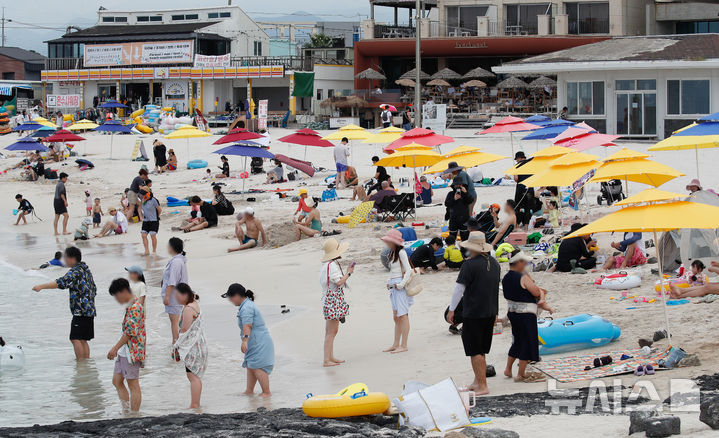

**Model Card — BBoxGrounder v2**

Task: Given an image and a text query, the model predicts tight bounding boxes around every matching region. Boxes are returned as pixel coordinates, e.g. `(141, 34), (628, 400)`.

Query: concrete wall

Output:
(311, 64), (354, 115)
(655, 1), (719, 22)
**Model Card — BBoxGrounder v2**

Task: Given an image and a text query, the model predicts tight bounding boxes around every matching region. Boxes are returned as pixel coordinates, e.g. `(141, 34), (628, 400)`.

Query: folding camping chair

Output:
(376, 193), (415, 222)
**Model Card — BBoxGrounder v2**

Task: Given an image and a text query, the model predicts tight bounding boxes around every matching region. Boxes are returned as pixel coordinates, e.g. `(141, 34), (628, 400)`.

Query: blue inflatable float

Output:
(187, 159), (208, 169)
(166, 196), (189, 207)
(537, 314), (621, 355)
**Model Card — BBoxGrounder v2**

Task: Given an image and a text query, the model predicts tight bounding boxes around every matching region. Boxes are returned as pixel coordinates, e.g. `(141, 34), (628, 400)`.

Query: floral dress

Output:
(319, 261), (349, 321)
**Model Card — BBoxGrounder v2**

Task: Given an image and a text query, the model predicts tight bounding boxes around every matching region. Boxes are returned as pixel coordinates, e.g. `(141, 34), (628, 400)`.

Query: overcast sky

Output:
(5, 1), (397, 54)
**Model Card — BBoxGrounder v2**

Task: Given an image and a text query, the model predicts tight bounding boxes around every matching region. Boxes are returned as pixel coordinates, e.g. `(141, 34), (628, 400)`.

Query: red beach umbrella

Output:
(40, 129), (86, 143)
(277, 129), (333, 148)
(214, 128), (263, 145)
(384, 127), (454, 153)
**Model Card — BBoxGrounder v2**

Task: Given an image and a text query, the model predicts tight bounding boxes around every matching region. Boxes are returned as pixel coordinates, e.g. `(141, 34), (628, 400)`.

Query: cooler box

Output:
(506, 232), (527, 246)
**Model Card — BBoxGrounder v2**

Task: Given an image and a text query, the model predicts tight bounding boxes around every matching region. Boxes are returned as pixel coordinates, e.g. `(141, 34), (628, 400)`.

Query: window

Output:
(114, 16), (127, 22)
(253, 41), (263, 56)
(566, 81), (604, 115)
(171, 15), (184, 21)
(615, 79), (656, 91)
(316, 89), (323, 101)
(208, 12), (219, 19)
(2, 72), (15, 80)
(150, 16), (161, 22)
(137, 16), (149, 22)
(445, 6), (489, 36)
(185, 14), (198, 20)
(505, 3), (552, 35)
(328, 89), (335, 98)
(566, 2), (609, 34)
(102, 16), (114, 23)
(667, 80), (710, 115)
(676, 21), (719, 34)
(219, 12), (231, 18)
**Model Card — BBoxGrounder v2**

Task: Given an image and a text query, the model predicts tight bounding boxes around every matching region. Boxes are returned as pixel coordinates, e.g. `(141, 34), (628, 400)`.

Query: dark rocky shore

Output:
(2, 374), (717, 437)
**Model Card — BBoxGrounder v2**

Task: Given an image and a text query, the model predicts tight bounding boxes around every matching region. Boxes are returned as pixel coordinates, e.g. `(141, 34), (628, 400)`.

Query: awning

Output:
(0, 83), (33, 95)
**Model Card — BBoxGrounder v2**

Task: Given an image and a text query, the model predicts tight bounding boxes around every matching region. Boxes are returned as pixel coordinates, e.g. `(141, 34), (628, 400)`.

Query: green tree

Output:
(305, 33), (334, 48)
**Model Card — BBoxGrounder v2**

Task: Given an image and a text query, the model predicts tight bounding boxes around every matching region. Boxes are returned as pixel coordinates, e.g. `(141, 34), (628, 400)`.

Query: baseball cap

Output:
(124, 265), (144, 276)
(221, 283), (245, 298)
(244, 206), (255, 216)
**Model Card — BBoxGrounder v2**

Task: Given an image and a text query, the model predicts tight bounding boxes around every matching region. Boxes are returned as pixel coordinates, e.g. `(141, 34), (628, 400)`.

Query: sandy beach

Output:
(1, 126), (719, 436)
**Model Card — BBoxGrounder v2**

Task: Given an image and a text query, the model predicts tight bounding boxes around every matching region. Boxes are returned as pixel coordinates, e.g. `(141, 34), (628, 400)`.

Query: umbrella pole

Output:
(653, 229), (672, 344)
(187, 138), (190, 160)
(413, 156), (417, 219)
(695, 146), (699, 178)
(510, 132), (514, 156)
(110, 133), (114, 160)
(243, 157), (247, 192)
(625, 176), (629, 197)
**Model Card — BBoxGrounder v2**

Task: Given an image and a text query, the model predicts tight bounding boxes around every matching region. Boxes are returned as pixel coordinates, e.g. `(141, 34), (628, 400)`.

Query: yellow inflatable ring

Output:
(335, 216), (365, 224)
(495, 243), (514, 263)
(130, 108), (145, 119)
(136, 124), (153, 134)
(302, 391), (390, 418)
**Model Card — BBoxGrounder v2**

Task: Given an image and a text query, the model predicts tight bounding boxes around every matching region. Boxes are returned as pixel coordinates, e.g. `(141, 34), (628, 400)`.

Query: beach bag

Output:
(403, 259), (423, 297)
(321, 188), (338, 202)
(394, 378), (469, 432)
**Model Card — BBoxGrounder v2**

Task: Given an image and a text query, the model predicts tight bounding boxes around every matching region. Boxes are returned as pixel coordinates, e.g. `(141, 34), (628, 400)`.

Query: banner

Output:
(292, 72), (314, 97)
(194, 54), (231, 68)
(84, 40), (194, 67)
(422, 103), (447, 133)
(47, 94), (81, 108)
(258, 99), (268, 130)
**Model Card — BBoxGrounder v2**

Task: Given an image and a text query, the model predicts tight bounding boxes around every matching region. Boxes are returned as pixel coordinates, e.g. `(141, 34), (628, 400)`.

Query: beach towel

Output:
(173, 315), (208, 378)
(533, 347), (671, 383)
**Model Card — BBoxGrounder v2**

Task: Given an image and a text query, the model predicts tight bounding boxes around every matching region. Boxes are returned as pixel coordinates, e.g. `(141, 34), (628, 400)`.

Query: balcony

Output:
(46, 58), (85, 70)
(374, 24), (416, 39)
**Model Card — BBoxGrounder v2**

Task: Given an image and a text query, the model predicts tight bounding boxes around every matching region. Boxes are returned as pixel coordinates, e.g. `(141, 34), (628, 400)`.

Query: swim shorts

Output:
(93, 212), (101, 224)
(114, 356), (140, 380)
(461, 317), (495, 357)
(336, 162), (348, 173)
(141, 220), (159, 235)
(70, 315), (94, 341)
(241, 235), (257, 247)
(54, 198), (67, 215)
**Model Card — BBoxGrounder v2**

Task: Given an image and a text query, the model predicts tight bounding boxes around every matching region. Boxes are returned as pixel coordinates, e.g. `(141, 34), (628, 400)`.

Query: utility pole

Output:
(0, 8), (10, 48)
(413, 0), (422, 128)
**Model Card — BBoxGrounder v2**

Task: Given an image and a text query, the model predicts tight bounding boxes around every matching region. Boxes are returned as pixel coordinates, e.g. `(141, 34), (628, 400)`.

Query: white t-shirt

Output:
(114, 211), (129, 233)
(334, 143), (349, 165)
(130, 281), (146, 299)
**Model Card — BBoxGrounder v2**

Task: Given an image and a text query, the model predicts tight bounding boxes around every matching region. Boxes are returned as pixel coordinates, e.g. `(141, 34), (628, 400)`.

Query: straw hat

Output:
(509, 251), (533, 264)
(322, 238), (349, 262)
(380, 229), (404, 246)
(460, 231), (493, 253)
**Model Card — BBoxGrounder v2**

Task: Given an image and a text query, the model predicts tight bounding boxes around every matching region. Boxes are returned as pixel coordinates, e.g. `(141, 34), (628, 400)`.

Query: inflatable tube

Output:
(0, 344), (25, 370)
(537, 314), (621, 355)
(63, 114), (74, 121)
(166, 196), (189, 207)
(302, 390), (390, 418)
(136, 124), (153, 134)
(335, 215), (365, 225)
(654, 279), (689, 293)
(594, 272), (641, 290)
(431, 182), (448, 189)
(129, 108), (145, 119)
(187, 160), (208, 169)
(495, 243), (514, 263)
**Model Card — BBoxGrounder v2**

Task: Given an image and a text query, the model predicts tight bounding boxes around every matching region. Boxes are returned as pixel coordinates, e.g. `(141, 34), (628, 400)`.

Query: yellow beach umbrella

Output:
(322, 124), (370, 141)
(649, 135), (719, 152)
(505, 145), (572, 175)
(165, 125), (212, 158)
(375, 148), (443, 217)
(603, 147), (649, 161)
(445, 145), (481, 156)
(67, 120), (100, 131)
(424, 151), (508, 175)
(362, 126), (404, 144)
(613, 188), (686, 207)
(33, 117), (57, 128)
(348, 201), (374, 229)
(565, 192), (719, 340)
(395, 143), (432, 152)
(521, 152), (600, 188)
(589, 158), (684, 188)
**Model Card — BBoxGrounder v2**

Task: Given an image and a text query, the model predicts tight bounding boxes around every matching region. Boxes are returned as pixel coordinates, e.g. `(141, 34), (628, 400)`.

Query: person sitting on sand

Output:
(367, 181), (397, 204)
(229, 207), (267, 252)
(96, 207), (129, 237)
(684, 260), (708, 286)
(212, 185), (235, 216)
(443, 235), (464, 269)
(216, 155), (230, 178)
(180, 196), (218, 233)
(446, 231), (500, 395)
(486, 199), (517, 248)
(74, 217), (92, 241)
(48, 144), (62, 162)
(266, 160), (284, 184)
(552, 223), (596, 272)
(417, 175), (433, 206)
(222, 283), (274, 397)
(163, 149), (178, 172)
(294, 197), (322, 240)
(503, 251), (551, 383)
(409, 237), (444, 273)
(669, 260), (718, 299)
(345, 166), (358, 187)
(597, 232), (647, 271)
(14, 193), (33, 225)
(294, 188), (312, 219)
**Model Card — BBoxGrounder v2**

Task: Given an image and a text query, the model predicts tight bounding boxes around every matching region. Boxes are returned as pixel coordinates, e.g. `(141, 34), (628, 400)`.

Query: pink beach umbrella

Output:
(553, 128), (620, 152)
(476, 116), (541, 154)
(384, 127), (454, 153)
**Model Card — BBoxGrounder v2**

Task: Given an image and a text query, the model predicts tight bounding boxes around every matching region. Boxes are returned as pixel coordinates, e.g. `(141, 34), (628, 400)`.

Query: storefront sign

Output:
(455, 42), (488, 49)
(258, 99), (268, 130)
(164, 81), (187, 101)
(84, 40), (194, 67)
(329, 117), (359, 128)
(422, 104), (447, 132)
(154, 67), (170, 79)
(47, 94), (81, 108)
(194, 54), (231, 68)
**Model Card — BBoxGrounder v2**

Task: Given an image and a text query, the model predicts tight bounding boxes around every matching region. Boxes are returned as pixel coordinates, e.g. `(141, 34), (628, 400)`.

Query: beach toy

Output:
(0, 343), (25, 370)
(666, 299), (690, 306)
(654, 279), (690, 293)
(495, 243), (514, 262)
(12, 209), (18, 215)
(594, 272), (641, 290)
(166, 196), (190, 207)
(129, 108), (145, 119)
(335, 215), (364, 225)
(537, 313), (621, 355)
(187, 160), (208, 169)
(302, 388), (390, 418)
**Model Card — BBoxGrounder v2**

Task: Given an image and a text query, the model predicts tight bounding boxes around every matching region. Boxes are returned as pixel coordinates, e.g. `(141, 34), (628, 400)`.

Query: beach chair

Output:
(376, 193), (415, 222)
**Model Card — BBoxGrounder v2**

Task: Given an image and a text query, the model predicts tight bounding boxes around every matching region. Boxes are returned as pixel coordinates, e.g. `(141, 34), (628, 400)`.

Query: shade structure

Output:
(274, 153), (315, 177)
(424, 150), (508, 174)
(613, 188), (686, 207)
(322, 124), (370, 141)
(395, 78), (416, 87)
(395, 143), (433, 152)
(505, 145), (573, 176)
(445, 145), (480, 156)
(553, 129), (620, 151)
(522, 124), (575, 140)
(649, 121), (719, 177)
(212, 142), (274, 159)
(462, 66), (495, 79)
(278, 129), (333, 147)
(214, 128), (263, 145)
(13, 121), (44, 131)
(496, 76), (528, 89)
(29, 129), (55, 138)
(528, 75), (557, 89)
(33, 117), (58, 128)
(603, 147), (649, 161)
(354, 68), (386, 80)
(589, 158), (683, 187)
(98, 100), (127, 109)
(462, 79), (487, 88)
(362, 126), (405, 144)
(94, 121), (134, 159)
(477, 116), (541, 134)
(165, 125), (212, 158)
(375, 148), (444, 217)
(521, 152), (600, 188)
(348, 201), (375, 229)
(565, 193), (719, 341)
(525, 114), (551, 124)
(41, 129), (86, 143)
(532, 144), (576, 158)
(384, 127), (454, 152)
(427, 78), (451, 87)
(399, 68), (430, 81)
(67, 120), (100, 131)
(5, 136), (47, 151)
(431, 67), (461, 80)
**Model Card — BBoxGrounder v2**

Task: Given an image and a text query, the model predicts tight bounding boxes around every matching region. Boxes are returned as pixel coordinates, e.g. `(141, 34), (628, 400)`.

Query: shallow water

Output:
(0, 225), (312, 427)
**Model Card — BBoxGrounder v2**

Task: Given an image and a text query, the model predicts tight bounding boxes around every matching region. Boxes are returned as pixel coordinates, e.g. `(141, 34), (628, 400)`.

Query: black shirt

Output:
(375, 166), (390, 182)
(410, 244), (437, 269)
(556, 237), (594, 272)
(444, 189), (471, 225)
(200, 202), (218, 227)
(221, 162), (230, 177)
(502, 270), (534, 303)
(456, 254), (501, 319)
(18, 199), (32, 211)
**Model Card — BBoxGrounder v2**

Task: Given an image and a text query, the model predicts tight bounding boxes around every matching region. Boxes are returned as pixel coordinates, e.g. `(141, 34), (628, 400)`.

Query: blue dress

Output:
(238, 299), (275, 374)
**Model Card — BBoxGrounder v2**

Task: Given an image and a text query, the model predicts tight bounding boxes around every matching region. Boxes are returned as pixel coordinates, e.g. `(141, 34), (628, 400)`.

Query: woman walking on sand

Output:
(380, 229), (413, 354)
(222, 283), (274, 397)
(162, 237), (188, 346)
(319, 238), (353, 367)
(173, 283), (207, 409)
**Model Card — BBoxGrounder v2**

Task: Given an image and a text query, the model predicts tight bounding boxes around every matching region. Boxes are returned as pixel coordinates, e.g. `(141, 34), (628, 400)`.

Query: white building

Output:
(494, 34), (719, 139)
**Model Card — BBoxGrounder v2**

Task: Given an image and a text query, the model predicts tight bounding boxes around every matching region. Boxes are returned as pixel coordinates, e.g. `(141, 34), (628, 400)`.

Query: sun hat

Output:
(244, 206), (254, 216)
(380, 229), (404, 246)
(322, 237), (349, 262)
(124, 265), (144, 276)
(515, 151), (526, 160)
(306, 197), (316, 208)
(509, 251), (533, 264)
(298, 188), (308, 195)
(460, 231), (493, 253)
(686, 179), (702, 191)
(445, 161), (464, 174)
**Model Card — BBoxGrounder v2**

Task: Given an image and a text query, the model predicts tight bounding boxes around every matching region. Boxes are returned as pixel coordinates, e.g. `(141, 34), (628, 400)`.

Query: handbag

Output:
(403, 257), (423, 297)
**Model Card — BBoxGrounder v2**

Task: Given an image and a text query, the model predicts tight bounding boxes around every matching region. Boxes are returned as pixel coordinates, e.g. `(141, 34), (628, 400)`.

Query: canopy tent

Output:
(93, 121), (134, 159)
(384, 127), (454, 152)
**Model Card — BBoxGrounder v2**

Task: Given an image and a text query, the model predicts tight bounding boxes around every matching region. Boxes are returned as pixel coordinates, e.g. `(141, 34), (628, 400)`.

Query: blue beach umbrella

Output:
(29, 127), (57, 138)
(5, 136), (48, 151)
(98, 100), (128, 109)
(525, 114), (552, 126)
(212, 141), (275, 191)
(698, 112), (719, 122)
(93, 121), (134, 159)
(12, 121), (44, 131)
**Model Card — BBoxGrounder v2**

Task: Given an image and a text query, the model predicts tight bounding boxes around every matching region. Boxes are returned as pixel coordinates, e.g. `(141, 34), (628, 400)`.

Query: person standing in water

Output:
(32, 246), (97, 359)
(173, 283), (207, 409)
(222, 283), (274, 397)
(53, 172), (69, 235)
(162, 237), (188, 346)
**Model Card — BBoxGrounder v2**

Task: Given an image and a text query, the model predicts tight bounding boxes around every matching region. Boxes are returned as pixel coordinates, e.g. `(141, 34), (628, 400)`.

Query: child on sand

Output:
(85, 191), (92, 217)
(107, 278), (145, 412)
(684, 260), (708, 286)
(670, 261), (719, 299)
(92, 198), (103, 228)
(14, 194), (33, 225)
(74, 218), (92, 241)
(443, 235), (464, 269)
(546, 200), (560, 228)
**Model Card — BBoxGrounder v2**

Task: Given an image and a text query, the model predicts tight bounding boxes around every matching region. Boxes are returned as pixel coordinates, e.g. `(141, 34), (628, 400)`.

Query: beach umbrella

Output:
(528, 76), (557, 89)
(98, 100), (127, 109)
(554, 132), (620, 152)
(32, 117), (58, 128)
(274, 153), (315, 177)
(394, 143), (433, 152)
(384, 127), (454, 153)
(462, 80), (487, 88)
(67, 120), (100, 131)
(214, 128), (263, 145)
(375, 148), (443, 217)
(278, 128), (333, 159)
(565, 191), (719, 341)
(423, 149), (508, 175)
(93, 121), (134, 159)
(13, 121), (44, 131)
(521, 121), (580, 140)
(496, 76), (528, 89)
(354, 68), (386, 80)
(427, 78), (451, 87)
(525, 114), (551, 124)
(431, 68), (461, 81)
(446, 145), (481, 156)
(362, 126), (405, 144)
(41, 129), (86, 143)
(5, 136), (47, 152)
(165, 125), (212, 159)
(212, 142), (274, 191)
(613, 188), (686, 207)
(649, 121), (719, 177)
(588, 149), (684, 191)
(28, 128), (56, 139)
(322, 124), (369, 141)
(521, 152), (600, 188)
(505, 145), (573, 176)
(399, 68), (430, 81)
(348, 201), (375, 229)
(462, 66), (495, 79)
(477, 116), (542, 155)
(395, 78), (416, 88)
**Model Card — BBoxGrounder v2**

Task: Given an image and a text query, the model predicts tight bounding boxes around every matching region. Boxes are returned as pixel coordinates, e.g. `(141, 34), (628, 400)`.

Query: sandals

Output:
(515, 372), (546, 383)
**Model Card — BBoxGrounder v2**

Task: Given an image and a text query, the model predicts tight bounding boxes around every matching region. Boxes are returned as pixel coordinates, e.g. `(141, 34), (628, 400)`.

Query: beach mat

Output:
(533, 347), (671, 383)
